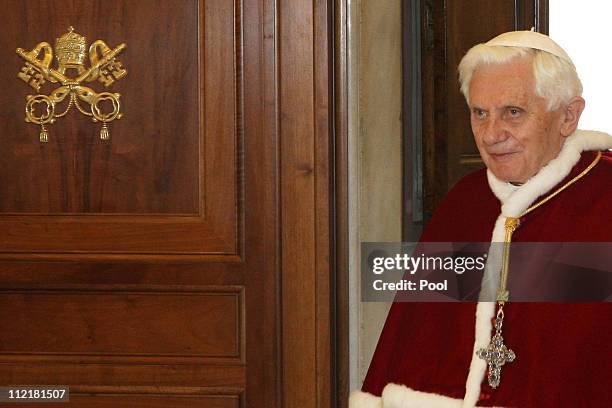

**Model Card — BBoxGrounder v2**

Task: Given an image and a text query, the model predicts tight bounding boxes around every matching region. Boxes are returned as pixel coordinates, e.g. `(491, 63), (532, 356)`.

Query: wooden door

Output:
(421, 0), (548, 217)
(0, 1), (334, 407)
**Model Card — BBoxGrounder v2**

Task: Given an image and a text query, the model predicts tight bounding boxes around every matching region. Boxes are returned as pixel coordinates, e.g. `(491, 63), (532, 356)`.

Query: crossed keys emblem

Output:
(16, 27), (127, 142)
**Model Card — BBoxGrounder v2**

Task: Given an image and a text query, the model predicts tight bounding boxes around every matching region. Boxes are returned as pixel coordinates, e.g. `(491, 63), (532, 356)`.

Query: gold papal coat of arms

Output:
(16, 27), (127, 142)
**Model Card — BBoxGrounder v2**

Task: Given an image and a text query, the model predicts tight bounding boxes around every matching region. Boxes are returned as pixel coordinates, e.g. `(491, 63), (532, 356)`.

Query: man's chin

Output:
(484, 156), (527, 183)
(487, 165), (526, 184)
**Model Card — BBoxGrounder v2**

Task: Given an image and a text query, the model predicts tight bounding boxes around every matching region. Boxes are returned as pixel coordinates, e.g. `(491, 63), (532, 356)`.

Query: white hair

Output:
(458, 44), (583, 111)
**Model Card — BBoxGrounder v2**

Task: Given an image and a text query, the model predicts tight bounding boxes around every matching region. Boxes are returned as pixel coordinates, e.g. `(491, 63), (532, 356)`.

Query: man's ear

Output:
(559, 96), (585, 137)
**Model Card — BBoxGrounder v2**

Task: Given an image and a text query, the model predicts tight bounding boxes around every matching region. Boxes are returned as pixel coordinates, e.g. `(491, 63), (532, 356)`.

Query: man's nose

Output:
(482, 117), (509, 145)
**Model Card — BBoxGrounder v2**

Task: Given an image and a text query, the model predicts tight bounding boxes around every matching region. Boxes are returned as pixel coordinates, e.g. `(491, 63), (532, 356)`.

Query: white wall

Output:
(549, 2), (612, 134)
(348, 0), (403, 391)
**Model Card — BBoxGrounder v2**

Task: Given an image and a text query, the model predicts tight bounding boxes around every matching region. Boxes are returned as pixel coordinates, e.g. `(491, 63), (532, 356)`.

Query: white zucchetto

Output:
(486, 30), (573, 64)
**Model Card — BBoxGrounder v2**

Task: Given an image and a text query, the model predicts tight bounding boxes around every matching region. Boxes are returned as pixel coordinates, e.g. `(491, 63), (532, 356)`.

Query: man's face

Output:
(468, 57), (566, 183)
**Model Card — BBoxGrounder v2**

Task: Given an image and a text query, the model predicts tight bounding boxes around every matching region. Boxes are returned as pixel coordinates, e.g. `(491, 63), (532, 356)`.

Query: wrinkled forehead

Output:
(468, 57), (537, 106)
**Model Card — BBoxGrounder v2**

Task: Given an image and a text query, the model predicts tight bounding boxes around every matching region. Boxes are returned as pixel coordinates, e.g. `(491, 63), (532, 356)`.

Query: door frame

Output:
(277, 0), (348, 406)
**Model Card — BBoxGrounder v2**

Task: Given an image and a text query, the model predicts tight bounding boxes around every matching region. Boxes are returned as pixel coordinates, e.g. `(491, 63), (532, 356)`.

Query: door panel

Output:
(0, 0), (334, 406)
(0, 0), (238, 256)
(0, 289), (242, 359)
(1, 0), (203, 215)
(0, 0), (250, 404)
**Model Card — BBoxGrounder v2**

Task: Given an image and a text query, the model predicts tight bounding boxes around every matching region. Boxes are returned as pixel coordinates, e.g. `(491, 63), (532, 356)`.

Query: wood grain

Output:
(0, 0), (239, 257)
(0, 290), (241, 358)
(0, 0), (335, 407)
(333, 0), (350, 405)
(280, 0), (317, 403)
(0, 0), (201, 214)
(279, 0), (334, 407)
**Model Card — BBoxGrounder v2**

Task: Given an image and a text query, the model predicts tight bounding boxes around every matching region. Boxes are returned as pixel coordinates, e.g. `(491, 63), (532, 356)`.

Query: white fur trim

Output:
(350, 384), (504, 408)
(487, 129), (612, 217)
(382, 383), (462, 408)
(349, 390), (383, 408)
(349, 384), (463, 408)
(462, 129), (612, 407)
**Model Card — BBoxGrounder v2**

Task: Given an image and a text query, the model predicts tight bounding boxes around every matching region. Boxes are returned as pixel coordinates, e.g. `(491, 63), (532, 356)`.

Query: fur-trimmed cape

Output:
(351, 130), (612, 407)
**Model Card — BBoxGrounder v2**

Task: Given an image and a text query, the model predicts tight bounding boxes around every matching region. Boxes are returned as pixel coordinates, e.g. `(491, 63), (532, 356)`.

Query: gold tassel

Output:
(39, 124), (49, 143)
(100, 123), (109, 140)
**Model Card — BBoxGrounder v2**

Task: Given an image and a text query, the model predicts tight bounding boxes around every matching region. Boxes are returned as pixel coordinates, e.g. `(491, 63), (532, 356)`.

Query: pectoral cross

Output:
(476, 315), (516, 389)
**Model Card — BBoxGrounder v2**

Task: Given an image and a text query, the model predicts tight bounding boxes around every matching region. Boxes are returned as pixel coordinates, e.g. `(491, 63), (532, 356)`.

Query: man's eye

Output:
(508, 108), (522, 117)
(473, 109), (486, 118)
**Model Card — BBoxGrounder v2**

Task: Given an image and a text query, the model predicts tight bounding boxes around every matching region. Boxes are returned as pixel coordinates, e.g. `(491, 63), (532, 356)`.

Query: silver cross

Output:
(476, 317), (516, 388)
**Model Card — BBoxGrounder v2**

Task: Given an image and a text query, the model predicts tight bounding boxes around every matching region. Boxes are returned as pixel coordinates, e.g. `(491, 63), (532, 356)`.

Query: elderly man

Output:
(350, 31), (612, 407)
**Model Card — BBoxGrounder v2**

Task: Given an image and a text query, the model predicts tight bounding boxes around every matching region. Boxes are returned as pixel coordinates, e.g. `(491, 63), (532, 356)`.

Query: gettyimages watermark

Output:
(361, 242), (612, 302)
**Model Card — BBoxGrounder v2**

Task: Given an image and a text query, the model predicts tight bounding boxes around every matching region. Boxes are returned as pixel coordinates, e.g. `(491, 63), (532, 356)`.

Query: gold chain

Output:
(480, 151), (602, 389)
(497, 151), (602, 302)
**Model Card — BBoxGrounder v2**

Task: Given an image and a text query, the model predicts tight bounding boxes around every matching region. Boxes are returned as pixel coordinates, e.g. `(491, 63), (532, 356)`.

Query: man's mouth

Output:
(489, 151), (518, 161)
(489, 152), (518, 163)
